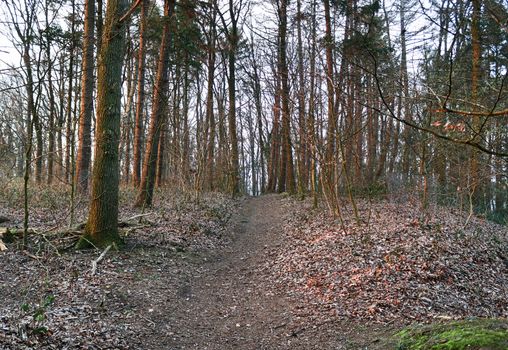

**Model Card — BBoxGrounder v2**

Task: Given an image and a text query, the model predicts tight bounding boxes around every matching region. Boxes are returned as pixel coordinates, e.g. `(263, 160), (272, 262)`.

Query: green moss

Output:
(395, 319), (508, 350)
(75, 232), (124, 250)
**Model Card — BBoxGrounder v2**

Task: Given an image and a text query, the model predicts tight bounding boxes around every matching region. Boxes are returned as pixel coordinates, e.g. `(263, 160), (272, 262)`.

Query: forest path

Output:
(156, 194), (300, 349)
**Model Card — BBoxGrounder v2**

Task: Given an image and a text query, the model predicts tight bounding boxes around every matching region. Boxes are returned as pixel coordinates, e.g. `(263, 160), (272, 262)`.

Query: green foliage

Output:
(171, 0), (204, 71)
(20, 294), (55, 336)
(485, 209), (508, 226)
(341, 0), (391, 61)
(145, 2), (163, 57)
(351, 181), (388, 198)
(395, 319), (508, 350)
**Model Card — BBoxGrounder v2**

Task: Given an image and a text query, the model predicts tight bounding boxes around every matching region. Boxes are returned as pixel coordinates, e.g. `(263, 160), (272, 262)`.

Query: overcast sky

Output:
(0, 0), (431, 77)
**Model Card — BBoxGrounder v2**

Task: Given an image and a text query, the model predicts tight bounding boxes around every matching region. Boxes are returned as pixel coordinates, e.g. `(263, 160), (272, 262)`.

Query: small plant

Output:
(20, 294), (55, 336)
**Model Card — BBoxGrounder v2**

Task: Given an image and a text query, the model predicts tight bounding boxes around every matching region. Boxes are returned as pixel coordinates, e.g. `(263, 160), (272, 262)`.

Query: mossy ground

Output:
(393, 319), (508, 350)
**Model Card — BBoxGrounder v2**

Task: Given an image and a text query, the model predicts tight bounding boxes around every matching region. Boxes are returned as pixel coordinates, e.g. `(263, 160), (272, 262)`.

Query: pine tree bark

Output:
(78, 0), (130, 249)
(156, 121), (166, 187)
(135, 0), (175, 207)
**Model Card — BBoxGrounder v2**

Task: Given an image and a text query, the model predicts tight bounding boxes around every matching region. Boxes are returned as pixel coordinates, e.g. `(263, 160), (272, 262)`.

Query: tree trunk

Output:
(227, 2), (240, 196)
(400, 0), (412, 183)
(45, 0), (57, 185)
(267, 67), (281, 193)
(22, 31), (37, 247)
(323, 0), (339, 215)
(65, 1), (75, 183)
(75, 0), (96, 195)
(135, 0), (175, 208)
(470, 0), (482, 206)
(78, 0), (129, 249)
(132, 0), (148, 187)
(309, 0), (318, 207)
(57, 54), (66, 179)
(296, 0), (307, 195)
(277, 0), (295, 194)
(156, 121), (166, 187)
(204, 9), (216, 191)
(249, 42), (266, 193)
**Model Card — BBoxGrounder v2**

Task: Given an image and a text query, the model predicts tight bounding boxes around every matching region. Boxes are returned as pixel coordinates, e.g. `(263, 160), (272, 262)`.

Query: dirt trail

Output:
(156, 194), (297, 349)
(0, 195), (369, 349)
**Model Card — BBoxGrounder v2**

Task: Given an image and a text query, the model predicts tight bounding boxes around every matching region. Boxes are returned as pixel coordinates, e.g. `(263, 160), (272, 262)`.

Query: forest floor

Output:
(0, 188), (507, 349)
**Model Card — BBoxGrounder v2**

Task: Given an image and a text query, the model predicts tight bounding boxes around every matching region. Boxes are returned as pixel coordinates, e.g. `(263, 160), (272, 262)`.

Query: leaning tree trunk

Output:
(135, 0), (175, 208)
(78, 0), (129, 249)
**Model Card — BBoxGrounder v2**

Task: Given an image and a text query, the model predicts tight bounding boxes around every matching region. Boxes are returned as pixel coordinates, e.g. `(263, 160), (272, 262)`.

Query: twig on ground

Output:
(124, 224), (151, 236)
(23, 250), (42, 260)
(91, 245), (112, 275)
(122, 212), (153, 223)
(41, 233), (61, 257)
(139, 313), (156, 327)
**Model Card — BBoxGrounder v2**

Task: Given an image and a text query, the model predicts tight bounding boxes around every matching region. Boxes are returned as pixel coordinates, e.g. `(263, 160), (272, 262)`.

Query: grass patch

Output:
(394, 319), (508, 350)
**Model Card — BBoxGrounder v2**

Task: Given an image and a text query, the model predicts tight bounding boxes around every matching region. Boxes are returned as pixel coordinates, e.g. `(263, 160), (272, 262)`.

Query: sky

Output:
(0, 0), (434, 78)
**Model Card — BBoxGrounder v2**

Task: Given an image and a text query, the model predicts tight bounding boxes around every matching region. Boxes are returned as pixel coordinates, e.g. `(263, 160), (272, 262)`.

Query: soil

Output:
(5, 193), (502, 349)
(139, 194), (369, 350)
(1, 194), (380, 349)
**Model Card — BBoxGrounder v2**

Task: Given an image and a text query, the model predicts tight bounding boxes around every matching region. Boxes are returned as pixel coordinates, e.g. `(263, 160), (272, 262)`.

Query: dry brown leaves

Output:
(263, 196), (508, 324)
(0, 188), (236, 349)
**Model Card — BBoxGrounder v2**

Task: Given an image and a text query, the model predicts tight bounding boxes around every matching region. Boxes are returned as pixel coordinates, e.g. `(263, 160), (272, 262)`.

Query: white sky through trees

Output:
(0, 0), (432, 73)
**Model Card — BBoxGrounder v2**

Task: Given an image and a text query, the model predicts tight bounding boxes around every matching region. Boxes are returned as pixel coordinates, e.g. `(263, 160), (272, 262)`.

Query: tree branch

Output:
(119, 0), (142, 24)
(369, 52), (508, 158)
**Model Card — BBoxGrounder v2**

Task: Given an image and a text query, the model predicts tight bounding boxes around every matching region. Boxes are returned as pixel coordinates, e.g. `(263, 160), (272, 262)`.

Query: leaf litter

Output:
(1, 188), (507, 349)
(262, 196), (508, 326)
(0, 188), (237, 349)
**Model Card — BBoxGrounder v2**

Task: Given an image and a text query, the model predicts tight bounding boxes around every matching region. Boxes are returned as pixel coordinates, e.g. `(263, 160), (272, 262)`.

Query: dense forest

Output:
(0, 0), (507, 241)
(0, 0), (507, 349)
